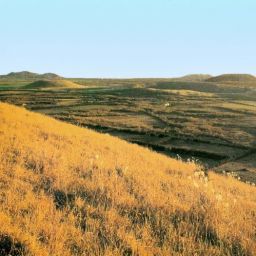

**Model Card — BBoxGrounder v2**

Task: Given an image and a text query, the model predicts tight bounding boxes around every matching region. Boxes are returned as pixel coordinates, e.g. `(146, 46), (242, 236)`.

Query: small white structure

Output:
(164, 102), (170, 107)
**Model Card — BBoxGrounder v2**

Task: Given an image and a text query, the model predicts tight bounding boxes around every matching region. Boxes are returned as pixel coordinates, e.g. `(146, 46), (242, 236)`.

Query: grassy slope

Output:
(173, 74), (212, 82)
(0, 103), (255, 256)
(0, 71), (61, 80)
(24, 80), (84, 89)
(207, 74), (256, 83)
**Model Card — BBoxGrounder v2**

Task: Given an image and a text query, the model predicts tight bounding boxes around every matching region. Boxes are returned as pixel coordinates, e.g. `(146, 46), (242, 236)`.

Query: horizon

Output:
(1, 70), (256, 80)
(1, 0), (256, 77)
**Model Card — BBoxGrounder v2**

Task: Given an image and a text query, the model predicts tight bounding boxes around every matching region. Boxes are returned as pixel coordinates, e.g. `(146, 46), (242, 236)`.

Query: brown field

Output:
(0, 102), (256, 255)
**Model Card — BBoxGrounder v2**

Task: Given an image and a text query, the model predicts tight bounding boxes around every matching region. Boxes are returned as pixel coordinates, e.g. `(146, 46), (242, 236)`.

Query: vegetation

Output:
(173, 74), (212, 82)
(1, 75), (255, 183)
(24, 80), (84, 90)
(0, 102), (255, 255)
(0, 71), (62, 81)
(207, 74), (256, 84)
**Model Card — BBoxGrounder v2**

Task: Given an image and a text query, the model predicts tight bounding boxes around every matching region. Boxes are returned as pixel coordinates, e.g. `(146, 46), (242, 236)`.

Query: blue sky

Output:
(0, 0), (255, 78)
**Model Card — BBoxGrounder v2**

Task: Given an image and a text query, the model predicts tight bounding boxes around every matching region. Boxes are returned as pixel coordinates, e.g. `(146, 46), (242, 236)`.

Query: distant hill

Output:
(207, 74), (256, 83)
(24, 79), (84, 89)
(174, 74), (212, 82)
(0, 71), (62, 80)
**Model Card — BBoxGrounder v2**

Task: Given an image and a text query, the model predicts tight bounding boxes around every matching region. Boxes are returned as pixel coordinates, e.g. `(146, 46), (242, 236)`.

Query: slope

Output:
(0, 71), (62, 80)
(207, 74), (256, 83)
(0, 103), (255, 256)
(174, 74), (212, 82)
(24, 79), (84, 89)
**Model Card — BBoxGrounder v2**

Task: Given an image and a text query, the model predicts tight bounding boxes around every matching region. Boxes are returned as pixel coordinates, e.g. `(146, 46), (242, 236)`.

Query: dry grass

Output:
(24, 80), (84, 89)
(0, 102), (255, 256)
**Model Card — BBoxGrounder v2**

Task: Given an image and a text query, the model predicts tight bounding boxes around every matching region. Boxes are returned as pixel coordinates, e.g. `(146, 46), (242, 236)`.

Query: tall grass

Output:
(0, 102), (255, 255)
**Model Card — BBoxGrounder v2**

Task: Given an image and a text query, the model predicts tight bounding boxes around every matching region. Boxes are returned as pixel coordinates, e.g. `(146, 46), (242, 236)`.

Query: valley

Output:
(1, 75), (256, 183)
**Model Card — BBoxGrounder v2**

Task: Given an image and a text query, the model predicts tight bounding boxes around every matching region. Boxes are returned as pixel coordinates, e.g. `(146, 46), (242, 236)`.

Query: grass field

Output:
(0, 102), (256, 255)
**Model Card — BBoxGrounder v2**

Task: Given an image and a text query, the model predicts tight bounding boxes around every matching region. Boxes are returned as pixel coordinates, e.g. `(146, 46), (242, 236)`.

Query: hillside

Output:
(207, 74), (256, 83)
(24, 80), (84, 89)
(0, 71), (62, 80)
(0, 103), (255, 256)
(174, 74), (212, 82)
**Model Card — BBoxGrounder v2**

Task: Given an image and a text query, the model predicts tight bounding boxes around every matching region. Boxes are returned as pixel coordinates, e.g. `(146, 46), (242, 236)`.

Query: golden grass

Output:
(24, 80), (84, 89)
(0, 102), (255, 256)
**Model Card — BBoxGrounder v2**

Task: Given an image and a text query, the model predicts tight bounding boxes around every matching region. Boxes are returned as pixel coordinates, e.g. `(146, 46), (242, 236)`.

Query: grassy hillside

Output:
(0, 103), (255, 256)
(24, 80), (84, 89)
(173, 74), (212, 82)
(207, 74), (256, 83)
(0, 71), (62, 81)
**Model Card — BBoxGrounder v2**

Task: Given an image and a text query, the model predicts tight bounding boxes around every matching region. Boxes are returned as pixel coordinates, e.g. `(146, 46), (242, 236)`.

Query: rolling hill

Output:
(0, 71), (62, 81)
(24, 80), (84, 89)
(207, 74), (256, 83)
(0, 102), (255, 255)
(174, 74), (212, 82)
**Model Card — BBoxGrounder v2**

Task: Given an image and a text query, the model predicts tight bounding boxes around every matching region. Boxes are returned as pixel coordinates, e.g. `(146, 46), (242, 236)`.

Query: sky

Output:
(0, 0), (255, 78)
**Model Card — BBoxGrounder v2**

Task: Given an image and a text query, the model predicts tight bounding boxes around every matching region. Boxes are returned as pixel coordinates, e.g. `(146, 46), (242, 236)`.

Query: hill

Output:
(24, 79), (84, 89)
(0, 71), (62, 80)
(207, 74), (256, 83)
(174, 74), (212, 82)
(0, 103), (255, 255)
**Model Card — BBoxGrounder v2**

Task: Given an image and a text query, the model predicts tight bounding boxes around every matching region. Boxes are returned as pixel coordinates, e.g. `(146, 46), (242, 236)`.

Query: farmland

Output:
(1, 77), (256, 183)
